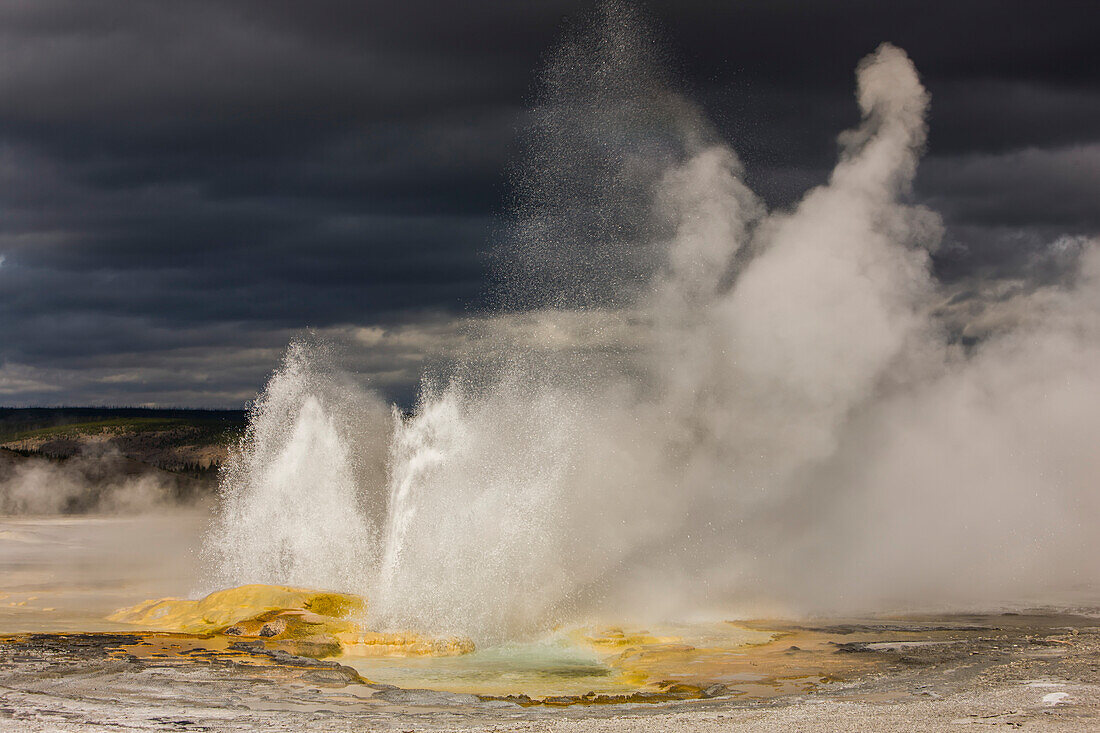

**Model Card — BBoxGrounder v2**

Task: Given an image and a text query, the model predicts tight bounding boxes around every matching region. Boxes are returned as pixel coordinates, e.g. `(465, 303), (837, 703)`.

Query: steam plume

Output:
(206, 7), (1100, 641)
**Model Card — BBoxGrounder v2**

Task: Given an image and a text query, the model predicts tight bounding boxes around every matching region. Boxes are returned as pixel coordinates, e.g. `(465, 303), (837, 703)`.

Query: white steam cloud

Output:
(205, 7), (1100, 642)
(0, 443), (202, 515)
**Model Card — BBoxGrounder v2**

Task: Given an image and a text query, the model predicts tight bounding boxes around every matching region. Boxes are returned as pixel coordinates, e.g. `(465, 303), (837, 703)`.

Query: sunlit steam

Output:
(205, 4), (1100, 642)
(204, 345), (389, 592)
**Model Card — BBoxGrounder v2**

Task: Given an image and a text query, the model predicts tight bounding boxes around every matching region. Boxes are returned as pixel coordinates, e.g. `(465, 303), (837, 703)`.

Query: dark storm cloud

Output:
(923, 145), (1100, 230)
(0, 0), (1097, 405)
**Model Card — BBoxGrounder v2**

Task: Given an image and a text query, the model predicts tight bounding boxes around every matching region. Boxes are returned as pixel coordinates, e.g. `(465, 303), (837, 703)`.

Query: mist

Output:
(204, 4), (1100, 642)
(0, 443), (208, 515)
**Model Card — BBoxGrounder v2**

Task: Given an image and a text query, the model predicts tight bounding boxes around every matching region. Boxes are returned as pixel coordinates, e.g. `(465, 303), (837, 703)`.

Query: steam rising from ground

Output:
(0, 444), (204, 515)
(206, 5), (1100, 641)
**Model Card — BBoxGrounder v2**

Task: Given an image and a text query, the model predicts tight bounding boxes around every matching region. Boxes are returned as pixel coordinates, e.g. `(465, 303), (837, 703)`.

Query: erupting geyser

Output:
(205, 3), (1100, 643)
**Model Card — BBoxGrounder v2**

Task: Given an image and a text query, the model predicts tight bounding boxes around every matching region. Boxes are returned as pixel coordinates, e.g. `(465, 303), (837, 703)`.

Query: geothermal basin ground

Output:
(0, 515), (1098, 731)
(2, 606), (1098, 731)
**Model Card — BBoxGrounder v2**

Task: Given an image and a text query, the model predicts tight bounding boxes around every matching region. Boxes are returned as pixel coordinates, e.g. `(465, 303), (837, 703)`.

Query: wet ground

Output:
(1, 611), (1098, 731)
(1, 516), (1098, 730)
(0, 513), (208, 633)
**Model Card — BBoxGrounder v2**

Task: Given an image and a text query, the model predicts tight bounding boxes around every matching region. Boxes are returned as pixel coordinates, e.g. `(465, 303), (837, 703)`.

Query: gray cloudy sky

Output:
(0, 0), (1097, 407)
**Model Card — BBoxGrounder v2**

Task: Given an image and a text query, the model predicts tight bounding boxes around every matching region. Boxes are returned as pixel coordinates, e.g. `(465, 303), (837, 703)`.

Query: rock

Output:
(703, 683), (730, 698)
(107, 584), (367, 634)
(108, 583), (474, 661)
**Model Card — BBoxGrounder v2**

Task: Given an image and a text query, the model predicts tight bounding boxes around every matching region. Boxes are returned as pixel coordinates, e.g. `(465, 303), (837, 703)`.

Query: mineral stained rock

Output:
(107, 584), (366, 633)
(107, 583), (474, 659)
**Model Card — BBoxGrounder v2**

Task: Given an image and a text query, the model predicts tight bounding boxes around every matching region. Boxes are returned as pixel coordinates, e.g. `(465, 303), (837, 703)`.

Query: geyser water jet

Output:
(204, 344), (388, 594)
(206, 3), (1100, 642)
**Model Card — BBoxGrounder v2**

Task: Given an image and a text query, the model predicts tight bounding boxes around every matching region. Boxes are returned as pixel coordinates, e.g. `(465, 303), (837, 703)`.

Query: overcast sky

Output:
(0, 0), (1097, 407)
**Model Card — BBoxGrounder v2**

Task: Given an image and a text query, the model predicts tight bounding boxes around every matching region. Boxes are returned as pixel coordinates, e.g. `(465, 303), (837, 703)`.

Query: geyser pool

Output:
(203, 1), (1100, 644)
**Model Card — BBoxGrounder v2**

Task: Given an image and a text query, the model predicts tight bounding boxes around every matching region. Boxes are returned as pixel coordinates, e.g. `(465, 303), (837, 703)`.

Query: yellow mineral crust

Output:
(337, 631), (475, 657)
(107, 584), (475, 659)
(574, 626), (682, 651)
(107, 584), (366, 633)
